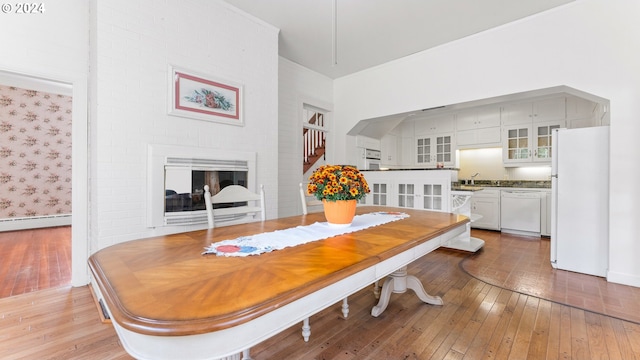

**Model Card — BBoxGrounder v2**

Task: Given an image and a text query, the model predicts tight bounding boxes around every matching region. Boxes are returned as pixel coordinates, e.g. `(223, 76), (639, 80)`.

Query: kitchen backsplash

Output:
(455, 179), (551, 189)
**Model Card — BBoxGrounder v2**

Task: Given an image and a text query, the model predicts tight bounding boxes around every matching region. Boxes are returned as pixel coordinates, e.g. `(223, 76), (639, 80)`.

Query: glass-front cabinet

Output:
(359, 170), (453, 213)
(396, 179), (447, 211)
(360, 182), (389, 206)
(422, 183), (444, 211)
(504, 126), (531, 162)
(398, 183), (415, 208)
(534, 122), (562, 162)
(416, 134), (454, 167)
(503, 121), (564, 165)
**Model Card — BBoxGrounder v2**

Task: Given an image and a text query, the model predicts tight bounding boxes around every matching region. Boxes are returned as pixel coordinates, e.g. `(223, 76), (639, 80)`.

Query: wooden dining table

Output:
(88, 206), (468, 360)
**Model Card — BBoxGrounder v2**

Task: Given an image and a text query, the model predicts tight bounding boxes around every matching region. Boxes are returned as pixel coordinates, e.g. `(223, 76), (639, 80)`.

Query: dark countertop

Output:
(452, 185), (485, 192)
(454, 180), (551, 189)
(361, 168), (459, 171)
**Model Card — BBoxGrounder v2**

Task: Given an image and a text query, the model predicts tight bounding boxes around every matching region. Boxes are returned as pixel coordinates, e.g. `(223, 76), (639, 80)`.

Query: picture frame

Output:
(168, 66), (243, 126)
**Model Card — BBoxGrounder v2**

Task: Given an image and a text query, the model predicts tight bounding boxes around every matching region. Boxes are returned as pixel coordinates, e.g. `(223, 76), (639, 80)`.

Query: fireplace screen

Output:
(165, 169), (247, 213)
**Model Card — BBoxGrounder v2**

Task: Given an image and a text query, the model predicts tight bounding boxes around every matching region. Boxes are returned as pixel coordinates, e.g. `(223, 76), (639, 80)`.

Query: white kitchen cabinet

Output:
(456, 106), (501, 130)
(540, 190), (552, 236)
(400, 136), (413, 167)
(380, 133), (398, 166)
(360, 170), (454, 212)
(470, 189), (500, 230)
(414, 114), (456, 166)
(456, 106), (501, 148)
(456, 127), (501, 148)
(503, 120), (565, 166)
(356, 135), (381, 150)
(416, 133), (455, 167)
(502, 97), (566, 126)
(397, 179), (449, 211)
(414, 113), (455, 134)
(369, 182), (390, 206)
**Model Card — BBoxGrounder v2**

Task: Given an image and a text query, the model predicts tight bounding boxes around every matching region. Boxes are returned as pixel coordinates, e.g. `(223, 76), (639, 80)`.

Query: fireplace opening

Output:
(165, 169), (248, 213)
(147, 144), (257, 227)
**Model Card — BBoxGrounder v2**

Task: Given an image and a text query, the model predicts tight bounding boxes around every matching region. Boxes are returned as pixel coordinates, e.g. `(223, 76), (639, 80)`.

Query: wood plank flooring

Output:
(0, 226), (71, 298)
(0, 228), (639, 359)
(462, 230), (640, 325)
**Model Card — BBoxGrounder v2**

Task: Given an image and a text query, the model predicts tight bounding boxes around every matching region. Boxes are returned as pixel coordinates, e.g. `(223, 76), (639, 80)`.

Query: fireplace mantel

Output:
(147, 144), (257, 228)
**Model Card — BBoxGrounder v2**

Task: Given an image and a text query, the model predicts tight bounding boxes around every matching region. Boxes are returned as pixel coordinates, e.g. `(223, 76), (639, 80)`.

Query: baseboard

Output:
(607, 270), (640, 288)
(0, 214), (71, 231)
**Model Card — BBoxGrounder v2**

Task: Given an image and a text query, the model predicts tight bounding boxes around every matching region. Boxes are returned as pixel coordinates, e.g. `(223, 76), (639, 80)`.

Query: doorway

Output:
(0, 69), (89, 289)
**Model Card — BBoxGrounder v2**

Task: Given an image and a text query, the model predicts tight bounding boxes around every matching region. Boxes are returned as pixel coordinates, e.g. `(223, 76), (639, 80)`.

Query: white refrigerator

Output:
(550, 126), (609, 277)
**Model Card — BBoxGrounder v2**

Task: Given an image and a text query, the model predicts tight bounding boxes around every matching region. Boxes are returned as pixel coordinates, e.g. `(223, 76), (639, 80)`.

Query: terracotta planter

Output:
(322, 199), (357, 227)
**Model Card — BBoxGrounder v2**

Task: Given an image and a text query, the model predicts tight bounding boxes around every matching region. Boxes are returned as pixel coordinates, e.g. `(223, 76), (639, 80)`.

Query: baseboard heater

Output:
(0, 214), (71, 231)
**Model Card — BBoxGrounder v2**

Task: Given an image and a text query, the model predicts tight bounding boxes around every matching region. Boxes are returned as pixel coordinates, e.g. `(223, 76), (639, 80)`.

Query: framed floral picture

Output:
(168, 66), (243, 126)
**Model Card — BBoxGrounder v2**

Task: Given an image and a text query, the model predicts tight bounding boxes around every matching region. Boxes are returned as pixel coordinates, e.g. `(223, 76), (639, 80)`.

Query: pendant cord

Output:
(332, 0), (337, 66)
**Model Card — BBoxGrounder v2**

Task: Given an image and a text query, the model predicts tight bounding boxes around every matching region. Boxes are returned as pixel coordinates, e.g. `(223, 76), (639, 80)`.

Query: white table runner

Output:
(203, 211), (409, 257)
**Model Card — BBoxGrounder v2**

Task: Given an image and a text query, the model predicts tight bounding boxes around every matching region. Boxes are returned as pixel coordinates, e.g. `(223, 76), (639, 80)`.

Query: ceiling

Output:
(224, 0), (574, 79)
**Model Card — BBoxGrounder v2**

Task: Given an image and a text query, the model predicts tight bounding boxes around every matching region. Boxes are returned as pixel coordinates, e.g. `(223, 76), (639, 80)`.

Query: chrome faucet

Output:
(470, 172), (480, 185)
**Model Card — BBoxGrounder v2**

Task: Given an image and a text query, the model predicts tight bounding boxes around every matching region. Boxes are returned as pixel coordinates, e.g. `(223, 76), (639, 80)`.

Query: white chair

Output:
(204, 184), (265, 229)
(299, 182), (323, 215)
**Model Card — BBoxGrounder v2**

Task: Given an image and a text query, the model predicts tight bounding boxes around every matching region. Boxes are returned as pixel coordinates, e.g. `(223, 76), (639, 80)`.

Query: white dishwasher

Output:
(500, 191), (542, 235)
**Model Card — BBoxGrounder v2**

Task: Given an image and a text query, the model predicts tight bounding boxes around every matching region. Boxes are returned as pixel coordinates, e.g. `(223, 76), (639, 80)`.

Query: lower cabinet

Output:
(470, 189), (500, 230)
(359, 170), (454, 212)
(540, 190), (552, 236)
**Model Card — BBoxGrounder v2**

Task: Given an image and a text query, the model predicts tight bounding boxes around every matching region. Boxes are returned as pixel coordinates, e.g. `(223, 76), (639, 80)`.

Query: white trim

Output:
(0, 68), (89, 287)
(0, 214), (72, 231)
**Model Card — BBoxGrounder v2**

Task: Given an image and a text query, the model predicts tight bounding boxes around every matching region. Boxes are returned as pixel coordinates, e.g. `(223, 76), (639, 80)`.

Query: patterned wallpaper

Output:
(0, 84), (72, 219)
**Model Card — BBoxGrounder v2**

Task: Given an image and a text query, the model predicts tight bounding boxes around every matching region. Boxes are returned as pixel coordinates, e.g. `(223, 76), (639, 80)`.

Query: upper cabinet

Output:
(503, 121), (564, 165)
(349, 87), (608, 169)
(415, 134), (455, 167)
(414, 113), (455, 135)
(380, 133), (398, 166)
(355, 135), (381, 150)
(414, 114), (455, 167)
(501, 97), (566, 166)
(501, 97), (566, 126)
(456, 105), (501, 148)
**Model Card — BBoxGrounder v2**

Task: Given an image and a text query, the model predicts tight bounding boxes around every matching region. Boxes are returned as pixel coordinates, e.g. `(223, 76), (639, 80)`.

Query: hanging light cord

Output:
(332, 0), (337, 66)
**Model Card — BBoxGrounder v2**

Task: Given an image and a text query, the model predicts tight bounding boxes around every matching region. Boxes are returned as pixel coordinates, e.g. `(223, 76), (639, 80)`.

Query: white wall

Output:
(90, 0), (279, 250)
(0, 1), (90, 285)
(333, 0), (640, 287)
(278, 58), (333, 218)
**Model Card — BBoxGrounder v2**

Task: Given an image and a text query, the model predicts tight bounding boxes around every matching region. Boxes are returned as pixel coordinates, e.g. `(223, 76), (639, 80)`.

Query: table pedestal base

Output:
(371, 266), (443, 317)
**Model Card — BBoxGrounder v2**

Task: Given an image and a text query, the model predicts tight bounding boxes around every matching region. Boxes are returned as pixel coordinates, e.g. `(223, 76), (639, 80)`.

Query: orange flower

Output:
(306, 164), (370, 201)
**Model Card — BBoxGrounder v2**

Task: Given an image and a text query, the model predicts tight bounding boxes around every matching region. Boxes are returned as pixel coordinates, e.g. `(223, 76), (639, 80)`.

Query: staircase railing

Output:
(303, 113), (326, 174)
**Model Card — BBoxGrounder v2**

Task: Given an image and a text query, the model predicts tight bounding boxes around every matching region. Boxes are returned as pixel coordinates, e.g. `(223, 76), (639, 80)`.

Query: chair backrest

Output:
(299, 182), (323, 215)
(204, 184), (265, 228)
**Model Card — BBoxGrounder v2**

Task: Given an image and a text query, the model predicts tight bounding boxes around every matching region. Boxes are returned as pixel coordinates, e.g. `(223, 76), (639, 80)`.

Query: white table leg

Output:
(341, 298), (349, 318)
(241, 349), (252, 360)
(371, 266), (443, 317)
(301, 317), (311, 342)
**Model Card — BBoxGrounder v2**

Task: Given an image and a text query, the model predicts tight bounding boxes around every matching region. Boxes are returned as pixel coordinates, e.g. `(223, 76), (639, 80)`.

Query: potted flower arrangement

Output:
(307, 164), (370, 227)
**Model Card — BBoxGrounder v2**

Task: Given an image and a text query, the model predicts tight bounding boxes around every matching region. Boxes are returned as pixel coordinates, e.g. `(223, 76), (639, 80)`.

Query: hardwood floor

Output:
(0, 226), (71, 298)
(0, 229), (639, 359)
(462, 230), (640, 325)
